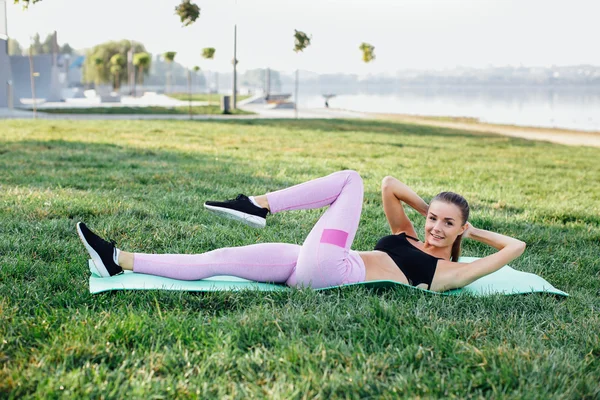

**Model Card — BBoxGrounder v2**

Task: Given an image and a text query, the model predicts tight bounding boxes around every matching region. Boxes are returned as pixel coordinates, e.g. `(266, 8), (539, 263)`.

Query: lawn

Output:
(168, 93), (252, 104)
(0, 119), (598, 398)
(27, 106), (253, 116)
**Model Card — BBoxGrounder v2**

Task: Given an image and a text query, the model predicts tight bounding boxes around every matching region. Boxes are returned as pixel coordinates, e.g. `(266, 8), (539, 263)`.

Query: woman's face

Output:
(425, 200), (467, 248)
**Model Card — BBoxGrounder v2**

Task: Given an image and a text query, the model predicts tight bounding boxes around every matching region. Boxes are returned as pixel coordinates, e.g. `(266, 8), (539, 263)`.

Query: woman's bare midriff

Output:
(358, 250), (410, 284)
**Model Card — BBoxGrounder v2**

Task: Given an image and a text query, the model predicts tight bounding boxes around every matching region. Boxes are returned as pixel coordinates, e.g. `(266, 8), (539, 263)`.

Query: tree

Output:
(110, 54), (125, 90)
(41, 33), (55, 54)
(133, 52), (151, 93)
(175, 0), (200, 26)
(202, 47), (215, 60)
(16, 0), (201, 26)
(82, 40), (147, 87)
(292, 30), (311, 118)
(8, 38), (23, 55)
(359, 42), (375, 93)
(92, 53), (105, 88)
(202, 47), (216, 94)
(163, 51), (177, 93)
(29, 33), (43, 55)
(29, 32), (57, 54)
(110, 64), (122, 90)
(60, 43), (74, 55)
(293, 30), (311, 53)
(192, 65), (201, 91)
(22, 32), (73, 55)
(359, 42), (375, 63)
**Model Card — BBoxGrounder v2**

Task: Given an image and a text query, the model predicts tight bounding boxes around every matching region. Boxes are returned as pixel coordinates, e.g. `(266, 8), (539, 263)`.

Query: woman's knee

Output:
(335, 169), (363, 186)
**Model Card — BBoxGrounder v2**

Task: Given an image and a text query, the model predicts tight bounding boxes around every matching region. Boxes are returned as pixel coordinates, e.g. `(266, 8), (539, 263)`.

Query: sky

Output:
(5, 0), (599, 75)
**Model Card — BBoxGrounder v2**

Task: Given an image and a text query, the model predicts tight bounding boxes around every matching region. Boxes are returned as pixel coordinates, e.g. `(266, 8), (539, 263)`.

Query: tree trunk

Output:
(187, 69), (192, 120)
(294, 69), (299, 119)
(138, 66), (144, 96)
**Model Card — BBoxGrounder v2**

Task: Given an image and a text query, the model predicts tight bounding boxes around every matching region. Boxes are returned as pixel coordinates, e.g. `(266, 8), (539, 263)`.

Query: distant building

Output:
(0, 37), (11, 107)
(67, 55), (85, 86)
(10, 54), (68, 105)
(0, 0), (11, 107)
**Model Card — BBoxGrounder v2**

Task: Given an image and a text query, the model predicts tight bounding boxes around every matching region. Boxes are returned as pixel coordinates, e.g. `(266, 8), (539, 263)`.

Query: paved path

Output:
(0, 104), (370, 121)
(366, 113), (600, 148)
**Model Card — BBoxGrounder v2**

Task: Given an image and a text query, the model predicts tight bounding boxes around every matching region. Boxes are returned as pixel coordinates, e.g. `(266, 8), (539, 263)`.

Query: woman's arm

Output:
(381, 176), (429, 236)
(451, 224), (526, 288)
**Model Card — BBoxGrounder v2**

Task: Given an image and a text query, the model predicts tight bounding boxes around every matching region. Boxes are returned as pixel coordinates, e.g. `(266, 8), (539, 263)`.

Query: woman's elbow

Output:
(516, 240), (526, 256)
(509, 240), (526, 258)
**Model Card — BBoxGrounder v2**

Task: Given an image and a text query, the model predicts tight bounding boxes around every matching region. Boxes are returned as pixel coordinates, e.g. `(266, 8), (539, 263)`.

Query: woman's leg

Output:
(83, 170), (363, 285)
(131, 169), (366, 287)
(130, 243), (301, 283)
(263, 170), (366, 288)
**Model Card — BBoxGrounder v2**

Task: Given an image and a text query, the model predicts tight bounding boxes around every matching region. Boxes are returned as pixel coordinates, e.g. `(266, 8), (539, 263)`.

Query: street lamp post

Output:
(232, 24), (237, 109)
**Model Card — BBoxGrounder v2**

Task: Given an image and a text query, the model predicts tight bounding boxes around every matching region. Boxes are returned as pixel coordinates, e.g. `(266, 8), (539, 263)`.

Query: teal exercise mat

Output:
(88, 256), (568, 297)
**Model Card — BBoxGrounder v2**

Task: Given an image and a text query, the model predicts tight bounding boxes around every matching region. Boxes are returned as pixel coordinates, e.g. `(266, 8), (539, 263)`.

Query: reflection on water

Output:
(287, 85), (600, 132)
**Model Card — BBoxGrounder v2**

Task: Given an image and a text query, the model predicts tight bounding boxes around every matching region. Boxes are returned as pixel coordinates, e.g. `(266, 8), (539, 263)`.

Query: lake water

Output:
(285, 85), (600, 132)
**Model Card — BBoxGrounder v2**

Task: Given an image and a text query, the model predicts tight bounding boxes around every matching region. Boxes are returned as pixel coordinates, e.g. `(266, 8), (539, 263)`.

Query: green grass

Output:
(1, 119), (599, 398)
(168, 93), (252, 104)
(28, 106), (254, 115)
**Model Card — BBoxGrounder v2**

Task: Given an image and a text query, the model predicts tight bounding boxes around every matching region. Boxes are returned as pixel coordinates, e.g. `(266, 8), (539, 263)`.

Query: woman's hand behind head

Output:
(462, 222), (475, 239)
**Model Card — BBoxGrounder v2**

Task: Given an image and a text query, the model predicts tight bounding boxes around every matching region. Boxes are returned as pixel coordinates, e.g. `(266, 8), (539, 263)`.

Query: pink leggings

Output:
(133, 170), (367, 288)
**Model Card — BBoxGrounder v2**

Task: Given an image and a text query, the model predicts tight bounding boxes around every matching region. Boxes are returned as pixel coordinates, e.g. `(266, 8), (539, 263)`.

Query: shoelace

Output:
(223, 194), (246, 203)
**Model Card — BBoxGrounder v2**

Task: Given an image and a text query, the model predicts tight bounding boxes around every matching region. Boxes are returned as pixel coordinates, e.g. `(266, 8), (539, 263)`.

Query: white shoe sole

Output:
(76, 223), (111, 277)
(204, 204), (266, 228)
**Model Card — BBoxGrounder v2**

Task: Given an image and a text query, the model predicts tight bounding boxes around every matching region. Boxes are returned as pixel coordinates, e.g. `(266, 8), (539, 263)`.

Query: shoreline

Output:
(351, 111), (600, 148)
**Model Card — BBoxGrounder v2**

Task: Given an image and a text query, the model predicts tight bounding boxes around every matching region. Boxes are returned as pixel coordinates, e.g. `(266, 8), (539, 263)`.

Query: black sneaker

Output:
(76, 222), (123, 277)
(204, 194), (268, 228)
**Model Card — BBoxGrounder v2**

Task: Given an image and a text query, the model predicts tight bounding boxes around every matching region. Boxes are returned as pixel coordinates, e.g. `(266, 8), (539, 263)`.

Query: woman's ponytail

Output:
(451, 234), (463, 262)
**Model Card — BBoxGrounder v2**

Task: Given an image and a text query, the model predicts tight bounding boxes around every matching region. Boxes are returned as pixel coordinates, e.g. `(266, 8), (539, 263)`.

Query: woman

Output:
(77, 170), (526, 292)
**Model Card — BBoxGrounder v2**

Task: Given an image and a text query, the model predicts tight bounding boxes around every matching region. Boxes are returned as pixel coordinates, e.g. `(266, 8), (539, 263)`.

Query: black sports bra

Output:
(374, 232), (442, 290)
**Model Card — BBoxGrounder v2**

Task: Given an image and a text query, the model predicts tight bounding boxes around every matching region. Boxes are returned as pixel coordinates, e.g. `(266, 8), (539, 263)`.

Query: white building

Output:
(0, 0), (12, 108)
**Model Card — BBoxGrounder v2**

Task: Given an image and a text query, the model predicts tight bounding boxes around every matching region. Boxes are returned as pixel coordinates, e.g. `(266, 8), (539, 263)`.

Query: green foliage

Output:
(7, 38), (23, 55)
(163, 51), (177, 63)
(0, 119), (599, 398)
(27, 33), (53, 55)
(193, 65), (200, 72)
(60, 42), (74, 55)
(175, 0), (200, 26)
(133, 52), (152, 85)
(13, 0), (42, 7)
(109, 64), (122, 74)
(92, 54), (104, 67)
(109, 64), (122, 75)
(7, 33), (74, 56)
(293, 29), (312, 53)
(359, 42), (376, 63)
(82, 40), (147, 87)
(202, 47), (216, 60)
(168, 93), (251, 103)
(16, 0), (202, 26)
(110, 54), (125, 67)
(133, 53), (151, 68)
(33, 105), (253, 115)
(109, 64), (123, 89)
